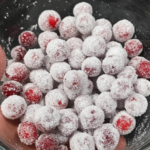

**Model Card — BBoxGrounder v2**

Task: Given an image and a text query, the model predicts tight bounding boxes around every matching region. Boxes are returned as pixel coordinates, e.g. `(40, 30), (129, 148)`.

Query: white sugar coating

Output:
(117, 66), (138, 84)
(70, 132), (95, 150)
(92, 26), (112, 42)
(20, 104), (41, 123)
(58, 109), (78, 136)
(11, 45), (26, 61)
(113, 19), (135, 42)
(68, 49), (86, 69)
(1, 95), (27, 120)
(74, 95), (93, 114)
(112, 110), (136, 135)
(91, 93), (99, 104)
(106, 46), (127, 65)
(59, 16), (79, 39)
(81, 32), (91, 40)
(45, 89), (68, 110)
(134, 78), (150, 97)
(124, 39), (143, 58)
(43, 55), (52, 71)
(34, 106), (60, 132)
(7, 59), (16, 66)
(75, 13), (95, 35)
(95, 92), (117, 115)
(46, 39), (70, 62)
(24, 49), (44, 69)
(128, 56), (148, 69)
(55, 131), (69, 144)
(125, 93), (148, 117)
(23, 82), (35, 92)
(38, 10), (61, 31)
(50, 62), (71, 82)
(81, 56), (102, 77)
(58, 83), (64, 91)
(38, 31), (58, 52)
(81, 79), (93, 95)
(95, 18), (112, 29)
(57, 145), (68, 150)
(82, 36), (106, 57)
(67, 37), (83, 52)
(79, 105), (104, 130)
(97, 74), (116, 92)
(106, 41), (122, 51)
(94, 123), (120, 150)
(73, 2), (93, 17)
(29, 69), (53, 94)
(110, 78), (134, 100)
(102, 56), (124, 75)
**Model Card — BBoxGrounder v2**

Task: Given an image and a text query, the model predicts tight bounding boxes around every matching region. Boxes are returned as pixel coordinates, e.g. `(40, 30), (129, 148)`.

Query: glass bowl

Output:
(0, 0), (150, 149)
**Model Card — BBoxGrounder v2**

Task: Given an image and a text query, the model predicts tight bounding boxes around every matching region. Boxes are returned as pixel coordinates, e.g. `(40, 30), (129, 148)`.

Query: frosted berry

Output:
(113, 19), (135, 42)
(137, 61), (150, 78)
(67, 37), (83, 52)
(17, 121), (39, 145)
(134, 78), (150, 97)
(117, 66), (138, 84)
(20, 104), (41, 123)
(97, 74), (116, 92)
(29, 69), (53, 94)
(18, 31), (37, 48)
(50, 62), (71, 83)
(38, 10), (61, 31)
(23, 83), (42, 104)
(46, 39), (70, 62)
(92, 26), (112, 42)
(57, 145), (68, 150)
(94, 124), (120, 150)
(75, 13), (95, 35)
(128, 56), (148, 69)
(74, 95), (93, 114)
(124, 39), (143, 58)
(38, 31), (58, 52)
(73, 2), (93, 16)
(110, 78), (134, 100)
(82, 36), (106, 57)
(125, 93), (148, 117)
(112, 110), (136, 135)
(106, 41), (122, 51)
(45, 89), (68, 110)
(55, 131), (69, 144)
(70, 132), (95, 150)
(68, 49), (85, 69)
(59, 16), (79, 39)
(79, 105), (104, 130)
(35, 134), (58, 150)
(58, 109), (78, 136)
(81, 57), (101, 77)
(24, 49), (44, 69)
(95, 18), (112, 29)
(95, 92), (117, 115)
(5, 62), (29, 82)
(2, 80), (23, 97)
(11, 45), (26, 61)
(81, 79), (93, 95)
(34, 106), (60, 132)
(1, 95), (27, 120)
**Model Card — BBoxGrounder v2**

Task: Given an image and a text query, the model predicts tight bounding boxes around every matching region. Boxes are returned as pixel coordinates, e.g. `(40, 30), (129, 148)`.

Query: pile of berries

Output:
(1, 1), (150, 150)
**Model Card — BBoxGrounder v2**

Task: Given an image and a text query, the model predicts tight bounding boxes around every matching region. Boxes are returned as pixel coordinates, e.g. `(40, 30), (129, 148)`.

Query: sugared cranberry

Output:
(18, 31), (37, 48)
(11, 45), (26, 61)
(95, 18), (112, 29)
(2, 80), (23, 97)
(17, 121), (39, 145)
(106, 41), (122, 51)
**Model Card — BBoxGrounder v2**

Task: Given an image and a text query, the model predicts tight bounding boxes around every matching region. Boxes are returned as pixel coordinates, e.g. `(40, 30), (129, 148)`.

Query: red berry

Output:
(2, 80), (23, 97)
(11, 45), (26, 61)
(124, 39), (143, 58)
(35, 134), (58, 150)
(24, 83), (42, 103)
(5, 62), (30, 82)
(17, 121), (39, 145)
(18, 31), (37, 48)
(137, 61), (150, 78)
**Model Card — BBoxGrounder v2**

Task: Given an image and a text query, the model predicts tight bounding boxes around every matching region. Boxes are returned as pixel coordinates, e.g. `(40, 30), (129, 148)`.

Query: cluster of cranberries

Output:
(1, 1), (150, 150)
